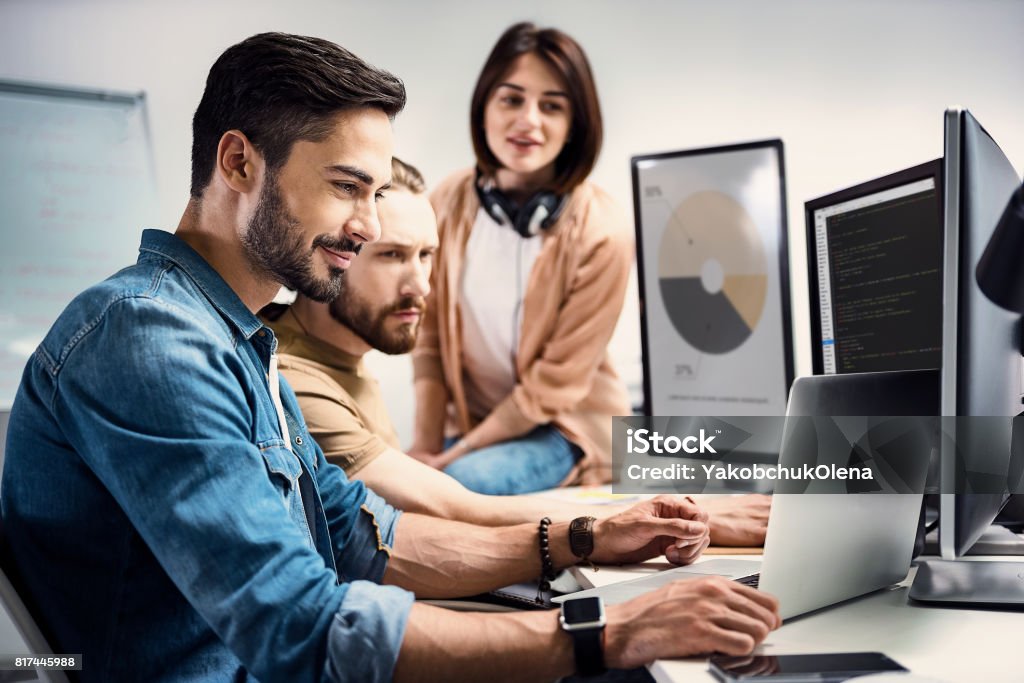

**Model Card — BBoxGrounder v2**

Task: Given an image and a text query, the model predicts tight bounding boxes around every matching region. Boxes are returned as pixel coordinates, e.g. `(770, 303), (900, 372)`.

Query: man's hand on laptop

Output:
(702, 494), (772, 547)
(603, 577), (781, 666)
(591, 495), (711, 566)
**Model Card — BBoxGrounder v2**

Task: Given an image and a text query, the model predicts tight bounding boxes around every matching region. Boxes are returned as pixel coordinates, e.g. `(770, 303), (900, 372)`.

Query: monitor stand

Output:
(922, 523), (1024, 556)
(909, 558), (1024, 608)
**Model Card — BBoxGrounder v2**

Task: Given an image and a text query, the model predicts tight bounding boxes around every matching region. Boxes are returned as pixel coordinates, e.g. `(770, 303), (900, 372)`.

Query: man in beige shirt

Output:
(266, 158), (769, 544)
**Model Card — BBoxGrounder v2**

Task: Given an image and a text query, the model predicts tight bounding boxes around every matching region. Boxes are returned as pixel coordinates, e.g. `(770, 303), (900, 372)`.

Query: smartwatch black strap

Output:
(561, 597), (607, 677)
(569, 626), (606, 677)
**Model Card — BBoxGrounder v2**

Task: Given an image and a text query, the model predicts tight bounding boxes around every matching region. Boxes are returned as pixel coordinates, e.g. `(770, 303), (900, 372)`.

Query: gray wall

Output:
(2, 0), (1022, 445)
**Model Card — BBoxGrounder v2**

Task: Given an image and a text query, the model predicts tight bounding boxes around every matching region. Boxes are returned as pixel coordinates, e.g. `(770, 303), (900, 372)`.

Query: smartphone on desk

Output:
(709, 651), (908, 682)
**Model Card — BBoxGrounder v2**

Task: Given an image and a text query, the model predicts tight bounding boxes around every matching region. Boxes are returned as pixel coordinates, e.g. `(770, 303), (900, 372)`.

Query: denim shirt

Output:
(1, 229), (414, 682)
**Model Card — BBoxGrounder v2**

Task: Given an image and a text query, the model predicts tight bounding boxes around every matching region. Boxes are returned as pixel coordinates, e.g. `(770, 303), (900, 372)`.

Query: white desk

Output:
(573, 555), (1024, 683)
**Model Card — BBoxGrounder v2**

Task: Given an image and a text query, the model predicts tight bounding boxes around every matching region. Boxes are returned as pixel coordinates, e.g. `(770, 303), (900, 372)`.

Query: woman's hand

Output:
(407, 438), (472, 471)
(407, 449), (450, 470)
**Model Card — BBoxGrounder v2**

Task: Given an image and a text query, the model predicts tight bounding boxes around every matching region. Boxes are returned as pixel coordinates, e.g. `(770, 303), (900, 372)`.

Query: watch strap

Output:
(570, 624), (606, 676)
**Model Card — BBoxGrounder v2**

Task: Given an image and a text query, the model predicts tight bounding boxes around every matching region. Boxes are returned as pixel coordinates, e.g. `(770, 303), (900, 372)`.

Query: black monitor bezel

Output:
(630, 138), (794, 419)
(941, 109), (1023, 557)
(804, 159), (944, 376)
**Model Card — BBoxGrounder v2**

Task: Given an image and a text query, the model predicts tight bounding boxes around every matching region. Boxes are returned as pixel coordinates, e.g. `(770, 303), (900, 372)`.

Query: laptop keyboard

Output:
(735, 573), (760, 588)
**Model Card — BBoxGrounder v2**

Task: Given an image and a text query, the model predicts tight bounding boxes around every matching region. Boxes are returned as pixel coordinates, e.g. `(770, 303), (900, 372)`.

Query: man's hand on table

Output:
(583, 495), (781, 663)
(605, 577), (782, 666)
(591, 495), (711, 566)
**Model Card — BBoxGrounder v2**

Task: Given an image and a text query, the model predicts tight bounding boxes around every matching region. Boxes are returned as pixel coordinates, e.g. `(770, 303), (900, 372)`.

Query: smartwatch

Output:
(559, 596), (607, 677)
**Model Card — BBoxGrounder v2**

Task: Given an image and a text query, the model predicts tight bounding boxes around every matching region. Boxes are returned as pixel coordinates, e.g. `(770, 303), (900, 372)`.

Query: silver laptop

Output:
(556, 370), (938, 620)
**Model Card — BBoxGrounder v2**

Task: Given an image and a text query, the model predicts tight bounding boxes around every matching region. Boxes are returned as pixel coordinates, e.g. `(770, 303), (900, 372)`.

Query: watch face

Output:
(562, 597), (604, 623)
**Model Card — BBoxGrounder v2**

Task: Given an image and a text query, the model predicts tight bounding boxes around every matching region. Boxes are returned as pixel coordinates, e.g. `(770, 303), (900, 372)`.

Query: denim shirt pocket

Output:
(258, 442), (315, 548)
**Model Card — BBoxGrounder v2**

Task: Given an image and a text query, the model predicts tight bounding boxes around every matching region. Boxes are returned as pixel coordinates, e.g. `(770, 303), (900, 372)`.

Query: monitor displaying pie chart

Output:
(632, 140), (793, 421)
(657, 190), (768, 354)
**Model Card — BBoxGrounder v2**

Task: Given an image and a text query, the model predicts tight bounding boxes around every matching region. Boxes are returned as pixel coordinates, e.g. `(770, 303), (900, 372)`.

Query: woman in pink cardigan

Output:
(409, 22), (634, 494)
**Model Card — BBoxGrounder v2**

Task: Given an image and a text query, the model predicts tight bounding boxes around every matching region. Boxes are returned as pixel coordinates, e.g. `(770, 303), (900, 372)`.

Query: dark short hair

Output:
(190, 32), (406, 198)
(470, 22), (602, 195)
(391, 156), (426, 194)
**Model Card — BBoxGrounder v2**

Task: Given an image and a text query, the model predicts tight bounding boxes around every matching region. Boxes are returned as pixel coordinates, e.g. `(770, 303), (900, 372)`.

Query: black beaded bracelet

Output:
(536, 516), (557, 604)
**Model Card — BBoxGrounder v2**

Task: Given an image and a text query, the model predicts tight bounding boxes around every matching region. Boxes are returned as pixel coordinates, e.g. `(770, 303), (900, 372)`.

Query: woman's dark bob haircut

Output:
(470, 22), (602, 195)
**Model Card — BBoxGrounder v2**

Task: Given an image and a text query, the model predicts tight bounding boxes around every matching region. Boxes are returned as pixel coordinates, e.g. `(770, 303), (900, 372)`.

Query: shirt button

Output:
(295, 436), (304, 446)
(257, 330), (266, 337)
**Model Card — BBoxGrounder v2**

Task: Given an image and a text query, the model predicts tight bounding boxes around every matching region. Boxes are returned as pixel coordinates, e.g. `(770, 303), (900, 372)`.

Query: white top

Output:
(459, 207), (544, 420)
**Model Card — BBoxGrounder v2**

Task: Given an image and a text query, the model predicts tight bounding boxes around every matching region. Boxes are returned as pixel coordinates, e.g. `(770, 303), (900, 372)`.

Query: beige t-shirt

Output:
(268, 309), (400, 475)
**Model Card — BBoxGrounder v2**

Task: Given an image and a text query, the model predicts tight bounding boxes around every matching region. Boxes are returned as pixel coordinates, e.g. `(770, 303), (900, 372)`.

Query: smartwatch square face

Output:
(562, 597), (604, 623)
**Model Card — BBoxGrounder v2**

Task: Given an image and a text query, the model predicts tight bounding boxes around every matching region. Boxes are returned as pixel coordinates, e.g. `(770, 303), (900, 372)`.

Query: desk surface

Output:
(573, 555), (1024, 683)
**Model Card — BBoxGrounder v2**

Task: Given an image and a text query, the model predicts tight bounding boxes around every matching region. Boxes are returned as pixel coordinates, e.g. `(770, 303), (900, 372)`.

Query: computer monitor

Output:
(631, 140), (794, 419)
(0, 409), (8, 493)
(806, 161), (944, 375)
(630, 140), (793, 468)
(909, 109), (1024, 607)
(937, 109), (1023, 557)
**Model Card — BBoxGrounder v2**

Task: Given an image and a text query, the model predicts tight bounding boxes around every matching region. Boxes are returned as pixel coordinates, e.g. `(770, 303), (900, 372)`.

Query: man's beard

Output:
(329, 281), (426, 355)
(241, 171), (361, 303)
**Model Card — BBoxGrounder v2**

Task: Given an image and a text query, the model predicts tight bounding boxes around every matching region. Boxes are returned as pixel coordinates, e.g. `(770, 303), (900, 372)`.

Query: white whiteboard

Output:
(0, 81), (157, 408)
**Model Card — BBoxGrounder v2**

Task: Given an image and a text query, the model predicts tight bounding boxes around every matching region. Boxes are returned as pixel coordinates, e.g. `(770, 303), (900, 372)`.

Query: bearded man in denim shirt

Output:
(0, 33), (779, 683)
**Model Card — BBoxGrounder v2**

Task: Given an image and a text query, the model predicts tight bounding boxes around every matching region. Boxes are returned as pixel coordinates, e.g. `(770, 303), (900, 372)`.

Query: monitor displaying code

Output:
(813, 178), (942, 374)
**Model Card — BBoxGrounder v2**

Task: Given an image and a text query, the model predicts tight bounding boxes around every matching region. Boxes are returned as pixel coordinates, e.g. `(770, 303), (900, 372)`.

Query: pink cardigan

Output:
(412, 168), (633, 484)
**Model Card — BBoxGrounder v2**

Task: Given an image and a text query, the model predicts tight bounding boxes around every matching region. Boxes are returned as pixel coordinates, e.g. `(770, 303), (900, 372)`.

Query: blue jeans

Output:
(443, 425), (581, 494)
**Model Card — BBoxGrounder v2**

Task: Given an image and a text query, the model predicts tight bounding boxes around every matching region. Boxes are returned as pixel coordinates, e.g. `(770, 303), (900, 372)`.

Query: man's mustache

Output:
(313, 234), (363, 255)
(384, 295), (426, 317)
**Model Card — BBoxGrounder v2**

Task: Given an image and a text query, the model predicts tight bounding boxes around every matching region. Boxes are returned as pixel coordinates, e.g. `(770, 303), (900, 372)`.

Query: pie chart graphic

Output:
(657, 190), (768, 354)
